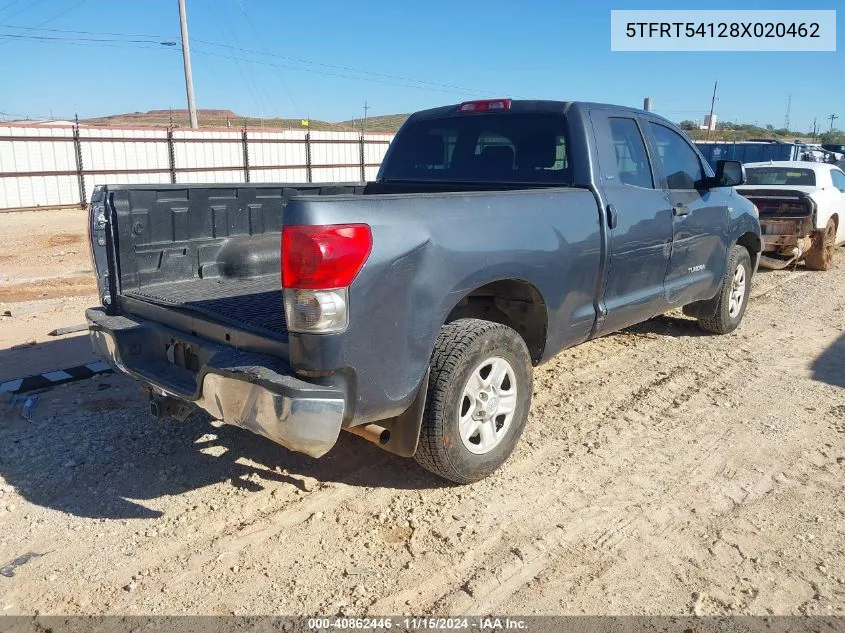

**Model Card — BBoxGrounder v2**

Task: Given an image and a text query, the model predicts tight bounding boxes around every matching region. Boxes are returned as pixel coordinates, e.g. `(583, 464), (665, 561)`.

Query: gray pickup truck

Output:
(87, 99), (761, 483)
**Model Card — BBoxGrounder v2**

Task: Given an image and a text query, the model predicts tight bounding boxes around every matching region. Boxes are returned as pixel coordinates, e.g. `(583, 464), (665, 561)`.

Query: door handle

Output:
(607, 203), (618, 229)
(673, 203), (690, 217)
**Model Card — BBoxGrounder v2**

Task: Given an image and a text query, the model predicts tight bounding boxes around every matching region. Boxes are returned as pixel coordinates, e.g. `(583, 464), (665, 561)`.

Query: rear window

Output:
(745, 167), (816, 186)
(380, 113), (571, 184)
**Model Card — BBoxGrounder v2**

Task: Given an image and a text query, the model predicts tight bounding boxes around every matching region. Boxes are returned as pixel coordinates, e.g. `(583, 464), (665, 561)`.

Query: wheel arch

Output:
(443, 278), (548, 364)
(736, 231), (762, 272)
(684, 239), (756, 320)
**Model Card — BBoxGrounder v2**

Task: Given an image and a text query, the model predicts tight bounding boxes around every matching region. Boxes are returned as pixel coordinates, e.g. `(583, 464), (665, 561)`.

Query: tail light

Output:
(87, 186), (110, 306)
(281, 224), (372, 334)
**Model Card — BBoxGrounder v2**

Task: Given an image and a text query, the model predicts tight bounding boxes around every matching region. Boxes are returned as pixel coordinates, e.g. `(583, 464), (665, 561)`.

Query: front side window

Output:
(830, 169), (845, 192)
(648, 123), (704, 190)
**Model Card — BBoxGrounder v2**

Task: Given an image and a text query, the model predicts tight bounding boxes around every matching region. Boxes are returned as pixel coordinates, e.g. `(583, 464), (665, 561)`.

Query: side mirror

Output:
(714, 159), (745, 187)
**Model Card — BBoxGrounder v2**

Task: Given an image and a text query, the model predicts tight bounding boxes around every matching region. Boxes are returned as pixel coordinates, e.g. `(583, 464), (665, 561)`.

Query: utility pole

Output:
(178, 0), (198, 129)
(828, 113), (839, 132)
(783, 94), (791, 131)
(812, 117), (818, 141)
(706, 81), (718, 140)
(362, 102), (369, 133)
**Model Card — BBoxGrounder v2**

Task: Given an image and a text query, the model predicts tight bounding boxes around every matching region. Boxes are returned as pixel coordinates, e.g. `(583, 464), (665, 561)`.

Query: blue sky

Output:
(0, 0), (841, 131)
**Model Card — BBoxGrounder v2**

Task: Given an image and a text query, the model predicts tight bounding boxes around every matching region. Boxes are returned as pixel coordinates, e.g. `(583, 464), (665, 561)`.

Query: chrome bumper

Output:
(87, 308), (346, 458)
(193, 373), (343, 458)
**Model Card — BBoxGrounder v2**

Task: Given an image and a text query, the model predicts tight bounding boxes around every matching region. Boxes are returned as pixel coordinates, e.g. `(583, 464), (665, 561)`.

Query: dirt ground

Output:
(0, 209), (100, 379)
(0, 210), (843, 617)
(0, 208), (96, 303)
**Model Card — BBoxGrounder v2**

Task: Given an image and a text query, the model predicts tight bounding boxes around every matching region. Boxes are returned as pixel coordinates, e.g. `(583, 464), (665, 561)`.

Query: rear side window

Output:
(608, 117), (653, 188)
(381, 113), (571, 184)
(831, 169), (845, 191)
(648, 123), (704, 190)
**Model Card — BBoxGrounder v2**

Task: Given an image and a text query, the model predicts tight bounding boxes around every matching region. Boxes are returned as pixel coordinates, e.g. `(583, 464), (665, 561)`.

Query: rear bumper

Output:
(86, 307), (346, 458)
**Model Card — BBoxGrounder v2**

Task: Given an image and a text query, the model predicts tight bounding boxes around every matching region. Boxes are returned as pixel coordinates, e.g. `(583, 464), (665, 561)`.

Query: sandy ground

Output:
(0, 208), (96, 303)
(0, 211), (843, 616)
(0, 210), (100, 379)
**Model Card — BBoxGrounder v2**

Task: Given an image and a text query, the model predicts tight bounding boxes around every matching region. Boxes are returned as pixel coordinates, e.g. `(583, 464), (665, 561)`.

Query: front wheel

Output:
(415, 319), (533, 484)
(697, 245), (752, 334)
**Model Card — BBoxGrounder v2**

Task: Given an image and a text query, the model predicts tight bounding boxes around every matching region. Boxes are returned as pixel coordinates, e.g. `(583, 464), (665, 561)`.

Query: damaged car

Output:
(738, 161), (845, 270)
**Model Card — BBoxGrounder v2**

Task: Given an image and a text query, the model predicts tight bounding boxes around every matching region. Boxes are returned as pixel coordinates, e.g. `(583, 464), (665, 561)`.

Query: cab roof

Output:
(407, 100), (671, 123)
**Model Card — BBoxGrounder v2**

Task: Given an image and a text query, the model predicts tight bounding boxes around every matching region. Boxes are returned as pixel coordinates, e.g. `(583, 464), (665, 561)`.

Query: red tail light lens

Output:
(282, 224), (372, 289)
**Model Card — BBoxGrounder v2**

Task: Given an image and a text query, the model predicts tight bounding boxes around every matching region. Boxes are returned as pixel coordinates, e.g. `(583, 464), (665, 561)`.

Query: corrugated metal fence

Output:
(0, 123), (395, 211)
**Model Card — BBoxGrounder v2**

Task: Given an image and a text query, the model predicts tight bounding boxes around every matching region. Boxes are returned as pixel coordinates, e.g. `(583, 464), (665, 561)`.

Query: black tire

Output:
(804, 218), (836, 271)
(415, 319), (533, 484)
(697, 245), (752, 334)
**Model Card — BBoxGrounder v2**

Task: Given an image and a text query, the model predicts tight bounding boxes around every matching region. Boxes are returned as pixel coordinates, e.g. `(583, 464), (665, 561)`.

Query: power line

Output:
(0, 23), (177, 38)
(1, 31), (470, 96)
(219, 0), (279, 119)
(209, 0), (267, 119)
(0, 35), (179, 51)
(0, 0), (87, 48)
(231, 0), (301, 115)
(0, 32), (175, 44)
(1, 0), (48, 22)
(0, 0), (27, 13)
(0, 20), (520, 98)
(30, 0), (87, 28)
(191, 37), (522, 98)
(189, 47), (477, 97)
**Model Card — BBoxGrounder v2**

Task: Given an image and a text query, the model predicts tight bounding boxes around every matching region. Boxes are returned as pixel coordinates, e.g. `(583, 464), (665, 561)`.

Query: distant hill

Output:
(79, 108), (407, 133)
(340, 113), (410, 133)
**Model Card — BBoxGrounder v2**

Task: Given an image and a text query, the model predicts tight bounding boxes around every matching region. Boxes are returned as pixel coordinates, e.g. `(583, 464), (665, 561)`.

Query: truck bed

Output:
(124, 274), (287, 337)
(102, 183), (557, 345)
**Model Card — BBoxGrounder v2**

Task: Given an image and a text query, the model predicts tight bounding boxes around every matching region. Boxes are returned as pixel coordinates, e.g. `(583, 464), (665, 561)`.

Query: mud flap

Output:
(682, 297), (719, 320)
(369, 368), (430, 458)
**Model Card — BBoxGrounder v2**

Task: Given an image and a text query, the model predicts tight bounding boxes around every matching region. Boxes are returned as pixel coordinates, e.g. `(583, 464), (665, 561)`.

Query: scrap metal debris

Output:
(47, 324), (88, 337)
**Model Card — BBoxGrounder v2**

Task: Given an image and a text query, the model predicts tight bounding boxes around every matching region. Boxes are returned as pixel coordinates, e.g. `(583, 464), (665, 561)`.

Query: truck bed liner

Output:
(123, 274), (287, 337)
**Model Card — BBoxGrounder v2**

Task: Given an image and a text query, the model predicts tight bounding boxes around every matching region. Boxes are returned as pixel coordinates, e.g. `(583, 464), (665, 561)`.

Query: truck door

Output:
(590, 110), (673, 334)
(644, 120), (730, 308)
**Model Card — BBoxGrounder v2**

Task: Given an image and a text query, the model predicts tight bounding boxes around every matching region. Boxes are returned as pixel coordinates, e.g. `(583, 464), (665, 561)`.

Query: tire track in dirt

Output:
(365, 266), (838, 615)
(2, 257), (843, 615)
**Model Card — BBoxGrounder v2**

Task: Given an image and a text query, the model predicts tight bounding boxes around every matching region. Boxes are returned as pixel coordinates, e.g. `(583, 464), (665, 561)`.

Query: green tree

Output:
(819, 130), (845, 144)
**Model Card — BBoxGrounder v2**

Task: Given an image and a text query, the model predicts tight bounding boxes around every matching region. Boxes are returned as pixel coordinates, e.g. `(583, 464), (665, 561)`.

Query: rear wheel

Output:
(804, 218), (836, 271)
(697, 245), (752, 334)
(415, 319), (533, 484)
